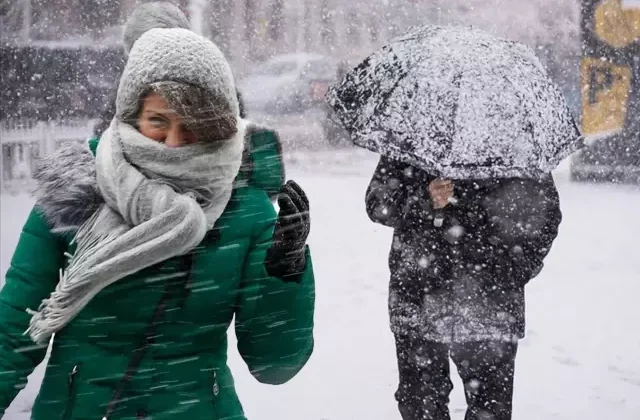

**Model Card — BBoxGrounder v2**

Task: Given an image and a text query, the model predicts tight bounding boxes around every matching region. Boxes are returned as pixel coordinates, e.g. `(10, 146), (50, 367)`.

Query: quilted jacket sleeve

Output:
(0, 208), (63, 413)
(234, 196), (315, 385)
(365, 156), (431, 229)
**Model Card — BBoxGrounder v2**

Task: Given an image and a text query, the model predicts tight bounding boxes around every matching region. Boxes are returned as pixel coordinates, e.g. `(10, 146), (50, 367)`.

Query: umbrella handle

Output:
(433, 210), (444, 227)
(433, 196), (458, 228)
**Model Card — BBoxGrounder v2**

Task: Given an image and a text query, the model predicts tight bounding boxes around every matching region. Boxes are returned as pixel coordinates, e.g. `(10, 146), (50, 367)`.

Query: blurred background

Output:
(0, 0), (638, 191)
(1, 3), (640, 419)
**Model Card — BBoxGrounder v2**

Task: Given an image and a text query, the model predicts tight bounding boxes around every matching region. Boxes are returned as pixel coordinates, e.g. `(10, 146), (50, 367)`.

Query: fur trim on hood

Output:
(122, 2), (190, 54)
(32, 143), (102, 233)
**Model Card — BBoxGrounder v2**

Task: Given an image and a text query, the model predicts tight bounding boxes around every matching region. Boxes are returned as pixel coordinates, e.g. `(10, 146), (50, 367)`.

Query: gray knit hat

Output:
(116, 25), (240, 142)
(122, 2), (190, 55)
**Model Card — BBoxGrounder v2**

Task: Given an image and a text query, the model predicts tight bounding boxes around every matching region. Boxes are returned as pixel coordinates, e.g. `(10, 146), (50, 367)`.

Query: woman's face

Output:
(138, 93), (197, 148)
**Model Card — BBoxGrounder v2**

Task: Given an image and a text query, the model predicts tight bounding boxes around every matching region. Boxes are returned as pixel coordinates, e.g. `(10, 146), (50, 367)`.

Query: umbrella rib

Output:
(362, 56), (410, 136)
(503, 74), (545, 168)
(450, 72), (462, 145)
(440, 72), (463, 170)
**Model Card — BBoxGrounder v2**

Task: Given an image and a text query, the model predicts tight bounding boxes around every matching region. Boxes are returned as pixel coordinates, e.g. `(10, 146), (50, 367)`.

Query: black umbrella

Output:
(326, 25), (583, 180)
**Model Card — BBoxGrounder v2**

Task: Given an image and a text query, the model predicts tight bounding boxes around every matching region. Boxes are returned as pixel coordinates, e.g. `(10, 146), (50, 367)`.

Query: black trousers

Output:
(394, 335), (518, 420)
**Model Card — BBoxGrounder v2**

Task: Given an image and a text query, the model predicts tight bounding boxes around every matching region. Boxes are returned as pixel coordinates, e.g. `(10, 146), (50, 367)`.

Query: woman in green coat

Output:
(0, 18), (314, 420)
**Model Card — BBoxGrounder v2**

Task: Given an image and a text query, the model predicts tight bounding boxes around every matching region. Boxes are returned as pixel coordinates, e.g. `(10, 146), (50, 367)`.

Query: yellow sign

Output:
(594, 0), (640, 48)
(581, 57), (633, 135)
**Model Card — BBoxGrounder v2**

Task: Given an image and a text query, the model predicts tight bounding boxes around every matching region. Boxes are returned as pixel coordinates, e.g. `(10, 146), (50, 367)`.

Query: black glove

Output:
(265, 180), (310, 282)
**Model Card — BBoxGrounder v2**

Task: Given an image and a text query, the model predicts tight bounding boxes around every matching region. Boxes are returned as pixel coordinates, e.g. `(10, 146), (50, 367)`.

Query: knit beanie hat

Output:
(116, 24), (240, 142)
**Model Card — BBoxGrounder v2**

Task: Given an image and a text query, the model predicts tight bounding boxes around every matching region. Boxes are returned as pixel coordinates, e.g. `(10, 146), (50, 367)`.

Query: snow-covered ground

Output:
(2, 151), (639, 419)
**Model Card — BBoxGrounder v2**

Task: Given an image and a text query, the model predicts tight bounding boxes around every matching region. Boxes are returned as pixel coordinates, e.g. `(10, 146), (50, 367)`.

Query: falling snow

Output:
(2, 157), (640, 420)
(1, 1), (639, 419)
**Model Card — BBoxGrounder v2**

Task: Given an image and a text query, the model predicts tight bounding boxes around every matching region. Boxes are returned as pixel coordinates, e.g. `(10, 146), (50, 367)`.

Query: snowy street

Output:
(2, 151), (639, 420)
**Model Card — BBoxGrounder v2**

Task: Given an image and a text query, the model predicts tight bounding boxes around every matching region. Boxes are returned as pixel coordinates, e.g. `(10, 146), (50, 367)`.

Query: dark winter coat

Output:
(0, 137), (314, 420)
(366, 157), (561, 343)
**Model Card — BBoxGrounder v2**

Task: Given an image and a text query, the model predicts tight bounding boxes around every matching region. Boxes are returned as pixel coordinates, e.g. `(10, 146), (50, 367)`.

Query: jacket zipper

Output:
(212, 370), (220, 418)
(212, 370), (220, 397)
(62, 365), (79, 420)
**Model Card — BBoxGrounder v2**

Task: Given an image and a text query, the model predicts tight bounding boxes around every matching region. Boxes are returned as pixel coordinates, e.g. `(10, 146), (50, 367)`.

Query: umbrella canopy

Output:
(326, 25), (583, 179)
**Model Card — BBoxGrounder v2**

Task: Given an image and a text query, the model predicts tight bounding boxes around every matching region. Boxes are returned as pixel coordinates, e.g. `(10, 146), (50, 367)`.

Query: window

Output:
(320, 0), (334, 46)
(244, 0), (256, 43)
(255, 61), (298, 77)
(369, 16), (379, 43)
(347, 10), (360, 45)
(269, 0), (284, 42)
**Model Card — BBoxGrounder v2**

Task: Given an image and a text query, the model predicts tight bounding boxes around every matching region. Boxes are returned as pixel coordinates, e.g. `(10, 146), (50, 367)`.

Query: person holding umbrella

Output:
(327, 26), (581, 420)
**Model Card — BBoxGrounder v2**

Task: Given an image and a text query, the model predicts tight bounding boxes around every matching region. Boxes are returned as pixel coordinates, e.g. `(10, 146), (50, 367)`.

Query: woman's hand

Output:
(265, 180), (310, 282)
(428, 179), (454, 209)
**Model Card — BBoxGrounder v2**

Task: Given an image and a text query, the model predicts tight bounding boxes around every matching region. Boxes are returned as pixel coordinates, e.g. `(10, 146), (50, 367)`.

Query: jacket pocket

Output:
(62, 364), (79, 420)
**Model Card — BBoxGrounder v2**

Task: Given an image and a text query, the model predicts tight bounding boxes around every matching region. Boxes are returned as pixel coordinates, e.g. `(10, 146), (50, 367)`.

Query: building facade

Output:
(200, 0), (410, 75)
(2, 1), (578, 81)
(2, 0), (430, 74)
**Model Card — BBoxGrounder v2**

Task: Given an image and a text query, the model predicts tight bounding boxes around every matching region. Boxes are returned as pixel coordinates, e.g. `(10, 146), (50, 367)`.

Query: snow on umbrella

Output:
(326, 25), (584, 180)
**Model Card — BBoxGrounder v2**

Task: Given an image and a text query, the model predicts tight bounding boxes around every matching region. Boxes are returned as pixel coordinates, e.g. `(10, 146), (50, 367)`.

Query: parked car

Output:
(239, 52), (338, 115)
(239, 53), (354, 147)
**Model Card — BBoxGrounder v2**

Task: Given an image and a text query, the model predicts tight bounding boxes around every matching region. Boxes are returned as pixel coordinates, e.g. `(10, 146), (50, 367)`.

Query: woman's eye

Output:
(149, 117), (168, 127)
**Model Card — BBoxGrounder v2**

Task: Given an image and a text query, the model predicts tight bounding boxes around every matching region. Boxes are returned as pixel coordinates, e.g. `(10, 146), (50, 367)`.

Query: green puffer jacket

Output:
(0, 128), (314, 420)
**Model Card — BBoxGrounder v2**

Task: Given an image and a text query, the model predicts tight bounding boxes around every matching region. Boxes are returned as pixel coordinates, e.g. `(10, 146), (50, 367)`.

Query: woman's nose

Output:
(165, 126), (196, 148)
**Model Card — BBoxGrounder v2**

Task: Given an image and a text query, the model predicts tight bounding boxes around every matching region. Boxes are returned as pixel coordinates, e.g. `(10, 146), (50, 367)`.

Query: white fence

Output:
(0, 119), (97, 193)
